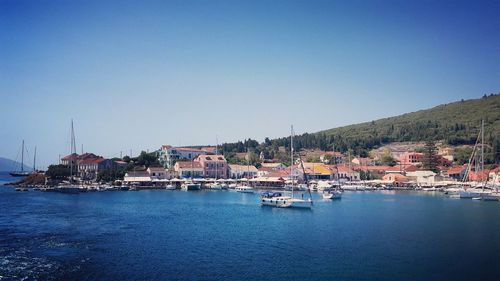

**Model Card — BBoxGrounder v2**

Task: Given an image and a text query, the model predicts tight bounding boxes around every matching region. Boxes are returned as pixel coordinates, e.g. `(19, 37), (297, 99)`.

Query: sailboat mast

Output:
(70, 119), (75, 182)
(215, 136), (218, 180)
(33, 146), (37, 172)
(21, 140), (24, 172)
(291, 125), (294, 198)
(481, 119), (484, 175)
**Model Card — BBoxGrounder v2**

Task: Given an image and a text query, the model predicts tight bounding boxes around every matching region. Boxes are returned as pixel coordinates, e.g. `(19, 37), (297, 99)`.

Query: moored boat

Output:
(260, 125), (313, 209)
(322, 189), (342, 199)
(235, 185), (254, 193)
(181, 181), (201, 191)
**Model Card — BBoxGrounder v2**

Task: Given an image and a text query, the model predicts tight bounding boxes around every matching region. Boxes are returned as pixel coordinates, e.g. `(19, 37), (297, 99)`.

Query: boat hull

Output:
(236, 186), (254, 193)
(9, 172), (30, 177)
(323, 191), (342, 199)
(260, 196), (312, 208)
(55, 187), (82, 194)
(481, 193), (500, 201)
(181, 184), (201, 191)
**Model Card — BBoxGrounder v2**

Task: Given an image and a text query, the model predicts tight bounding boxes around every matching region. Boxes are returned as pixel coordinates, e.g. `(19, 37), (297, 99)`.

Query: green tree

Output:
(97, 168), (126, 183)
(45, 164), (70, 180)
(422, 140), (439, 172)
(381, 155), (397, 166)
(133, 151), (160, 167)
(306, 155), (321, 163)
(453, 147), (473, 165)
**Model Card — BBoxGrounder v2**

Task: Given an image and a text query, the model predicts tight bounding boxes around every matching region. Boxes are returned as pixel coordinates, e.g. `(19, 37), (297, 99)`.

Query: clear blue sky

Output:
(1, 0), (499, 169)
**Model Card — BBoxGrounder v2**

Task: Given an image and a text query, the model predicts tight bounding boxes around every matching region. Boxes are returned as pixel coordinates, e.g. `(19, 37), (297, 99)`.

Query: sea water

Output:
(1, 172), (500, 280)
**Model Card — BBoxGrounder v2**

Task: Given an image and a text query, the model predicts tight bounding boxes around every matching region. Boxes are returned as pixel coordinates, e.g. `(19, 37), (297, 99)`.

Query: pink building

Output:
(195, 155), (228, 179)
(399, 152), (424, 165)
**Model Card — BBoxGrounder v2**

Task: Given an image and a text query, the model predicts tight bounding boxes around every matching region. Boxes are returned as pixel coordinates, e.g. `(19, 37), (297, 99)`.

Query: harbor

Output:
(2, 175), (500, 281)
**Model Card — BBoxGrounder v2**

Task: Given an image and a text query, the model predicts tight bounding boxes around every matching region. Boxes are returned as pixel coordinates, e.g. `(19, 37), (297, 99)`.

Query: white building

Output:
(173, 161), (204, 178)
(158, 145), (207, 168)
(260, 163), (287, 171)
(123, 171), (152, 183)
(229, 164), (258, 179)
(147, 167), (168, 180)
(406, 171), (441, 184)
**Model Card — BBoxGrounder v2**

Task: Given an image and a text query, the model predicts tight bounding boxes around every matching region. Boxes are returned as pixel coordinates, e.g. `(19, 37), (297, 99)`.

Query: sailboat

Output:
(10, 140), (30, 177)
(260, 125), (313, 208)
(459, 120), (491, 199)
(236, 147), (254, 193)
(56, 119), (82, 194)
(323, 144), (342, 200)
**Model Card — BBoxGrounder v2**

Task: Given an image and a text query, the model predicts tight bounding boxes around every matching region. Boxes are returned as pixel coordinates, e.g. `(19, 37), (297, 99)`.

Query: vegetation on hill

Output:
(220, 94), (500, 164)
(123, 151), (161, 170)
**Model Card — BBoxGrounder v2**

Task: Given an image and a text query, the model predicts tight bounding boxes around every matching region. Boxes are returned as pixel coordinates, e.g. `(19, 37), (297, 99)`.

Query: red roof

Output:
(445, 166), (465, 175)
(61, 153), (79, 160)
(468, 170), (490, 181)
(175, 147), (206, 153)
(267, 170), (290, 178)
(79, 157), (107, 165)
(355, 165), (392, 172)
(175, 161), (202, 169)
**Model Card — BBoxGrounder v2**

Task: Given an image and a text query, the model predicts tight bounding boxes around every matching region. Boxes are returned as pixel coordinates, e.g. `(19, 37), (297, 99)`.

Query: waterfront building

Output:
(382, 173), (409, 183)
(257, 167), (272, 177)
(158, 145), (207, 169)
(61, 152), (122, 181)
(301, 163), (333, 180)
(249, 176), (286, 188)
(147, 167), (168, 180)
(228, 164), (258, 179)
(173, 161), (204, 178)
(260, 162), (287, 171)
(77, 158), (115, 180)
(405, 170), (441, 184)
(334, 165), (360, 181)
(123, 171), (152, 184)
(195, 155), (228, 179)
(444, 166), (466, 181)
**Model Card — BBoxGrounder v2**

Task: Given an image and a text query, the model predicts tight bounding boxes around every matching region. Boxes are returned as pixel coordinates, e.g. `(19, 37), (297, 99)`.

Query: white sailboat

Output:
(10, 140), (30, 177)
(236, 147), (254, 193)
(56, 119), (82, 194)
(459, 120), (491, 199)
(260, 125), (313, 208)
(323, 144), (342, 200)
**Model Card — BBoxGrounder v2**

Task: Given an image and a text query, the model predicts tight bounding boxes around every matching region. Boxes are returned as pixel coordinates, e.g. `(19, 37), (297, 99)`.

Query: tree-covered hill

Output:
(317, 93), (500, 149)
(220, 94), (499, 163)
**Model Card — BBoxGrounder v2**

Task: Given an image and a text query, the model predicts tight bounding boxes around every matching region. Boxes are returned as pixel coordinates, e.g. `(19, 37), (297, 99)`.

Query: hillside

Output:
(220, 94), (500, 163)
(0, 157), (31, 172)
(319, 93), (500, 145)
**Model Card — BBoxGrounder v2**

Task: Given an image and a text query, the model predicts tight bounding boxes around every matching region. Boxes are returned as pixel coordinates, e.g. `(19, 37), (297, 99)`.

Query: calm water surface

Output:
(1, 172), (500, 281)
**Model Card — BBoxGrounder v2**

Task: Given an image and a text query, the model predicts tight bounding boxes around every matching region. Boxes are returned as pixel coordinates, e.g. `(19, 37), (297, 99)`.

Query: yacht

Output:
(165, 184), (176, 190)
(322, 189), (342, 199)
(260, 125), (313, 209)
(459, 189), (490, 199)
(181, 180), (201, 191)
(55, 120), (81, 194)
(9, 140), (31, 177)
(480, 192), (500, 201)
(261, 191), (313, 208)
(235, 185), (254, 193)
